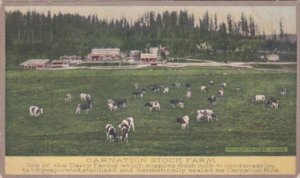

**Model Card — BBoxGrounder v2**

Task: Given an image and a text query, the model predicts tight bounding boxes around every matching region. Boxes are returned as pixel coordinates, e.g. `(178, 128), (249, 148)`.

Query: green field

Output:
(5, 67), (296, 156)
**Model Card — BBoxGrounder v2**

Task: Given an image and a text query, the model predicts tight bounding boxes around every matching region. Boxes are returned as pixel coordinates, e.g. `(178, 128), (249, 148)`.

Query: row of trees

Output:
(5, 10), (296, 68)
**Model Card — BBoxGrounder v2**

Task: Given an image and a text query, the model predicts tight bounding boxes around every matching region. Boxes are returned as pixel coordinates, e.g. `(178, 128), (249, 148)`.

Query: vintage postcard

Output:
(0, 1), (299, 177)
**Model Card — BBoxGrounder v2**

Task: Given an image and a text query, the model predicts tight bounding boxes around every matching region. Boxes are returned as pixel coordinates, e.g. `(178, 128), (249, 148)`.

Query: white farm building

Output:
(20, 59), (50, 69)
(266, 53), (280, 62)
(87, 48), (120, 61)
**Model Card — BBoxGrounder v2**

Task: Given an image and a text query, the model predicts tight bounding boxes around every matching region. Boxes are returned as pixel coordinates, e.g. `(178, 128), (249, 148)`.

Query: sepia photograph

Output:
(1, 1), (298, 177)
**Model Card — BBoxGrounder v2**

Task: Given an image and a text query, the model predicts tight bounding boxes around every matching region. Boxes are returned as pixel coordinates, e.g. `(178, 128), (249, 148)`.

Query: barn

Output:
(20, 59), (50, 69)
(87, 48), (120, 61)
(140, 53), (157, 63)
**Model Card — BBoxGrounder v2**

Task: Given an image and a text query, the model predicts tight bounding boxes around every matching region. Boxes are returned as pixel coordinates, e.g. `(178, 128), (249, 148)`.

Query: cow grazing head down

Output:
(105, 124), (119, 143)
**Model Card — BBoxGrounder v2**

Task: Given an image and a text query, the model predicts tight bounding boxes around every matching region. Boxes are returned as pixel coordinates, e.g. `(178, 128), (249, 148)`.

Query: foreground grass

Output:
(5, 67), (296, 156)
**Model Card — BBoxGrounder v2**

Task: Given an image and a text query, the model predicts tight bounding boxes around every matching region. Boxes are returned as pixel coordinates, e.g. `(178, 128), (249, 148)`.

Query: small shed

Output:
(20, 59), (50, 69)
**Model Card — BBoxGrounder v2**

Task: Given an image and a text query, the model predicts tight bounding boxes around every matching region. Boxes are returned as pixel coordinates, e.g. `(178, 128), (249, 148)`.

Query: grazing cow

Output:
(176, 115), (189, 129)
(236, 85), (241, 91)
(209, 80), (214, 87)
(186, 90), (192, 99)
(270, 102), (279, 110)
(255, 95), (266, 103)
(64, 93), (72, 103)
(144, 101), (161, 112)
(120, 124), (129, 143)
(29, 106), (44, 117)
(170, 99), (184, 108)
(200, 85), (207, 92)
(151, 85), (160, 92)
(162, 87), (169, 94)
(280, 88), (287, 96)
(105, 124), (119, 143)
(207, 95), (217, 106)
(114, 99), (127, 108)
(218, 89), (224, 97)
(170, 82), (181, 89)
(107, 99), (118, 112)
(185, 83), (191, 89)
(80, 93), (91, 101)
(196, 109), (217, 122)
(132, 89), (146, 98)
(118, 117), (135, 132)
(76, 100), (92, 115)
(266, 97), (279, 109)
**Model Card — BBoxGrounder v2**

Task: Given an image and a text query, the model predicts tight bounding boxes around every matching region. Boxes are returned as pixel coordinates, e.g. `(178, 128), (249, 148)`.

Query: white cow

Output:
(29, 106), (44, 117)
(118, 117), (135, 132)
(64, 93), (72, 103)
(196, 109), (217, 122)
(80, 93), (91, 101)
(162, 87), (169, 94)
(176, 115), (189, 129)
(255, 95), (266, 103)
(218, 89), (224, 97)
(144, 101), (161, 112)
(200, 85), (207, 92)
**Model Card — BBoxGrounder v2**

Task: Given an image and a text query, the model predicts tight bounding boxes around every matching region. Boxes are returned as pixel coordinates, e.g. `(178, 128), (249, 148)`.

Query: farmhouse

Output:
(87, 48), (120, 61)
(140, 53), (157, 63)
(266, 53), (280, 62)
(20, 59), (50, 69)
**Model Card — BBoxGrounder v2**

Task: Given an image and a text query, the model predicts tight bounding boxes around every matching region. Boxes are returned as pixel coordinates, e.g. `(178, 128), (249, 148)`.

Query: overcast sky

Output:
(6, 6), (296, 35)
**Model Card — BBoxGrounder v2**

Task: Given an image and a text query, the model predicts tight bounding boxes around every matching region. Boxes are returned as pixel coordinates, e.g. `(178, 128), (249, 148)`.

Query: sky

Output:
(6, 6), (296, 35)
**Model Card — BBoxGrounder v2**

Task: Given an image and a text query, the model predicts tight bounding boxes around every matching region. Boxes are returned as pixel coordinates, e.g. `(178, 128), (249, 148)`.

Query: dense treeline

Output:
(5, 10), (296, 68)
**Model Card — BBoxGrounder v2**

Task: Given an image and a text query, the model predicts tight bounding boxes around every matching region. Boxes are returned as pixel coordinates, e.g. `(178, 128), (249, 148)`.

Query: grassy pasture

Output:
(5, 67), (296, 156)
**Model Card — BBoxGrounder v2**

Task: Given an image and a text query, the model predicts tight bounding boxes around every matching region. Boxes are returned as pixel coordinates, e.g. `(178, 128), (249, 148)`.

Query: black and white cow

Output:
(114, 99), (128, 108)
(209, 80), (214, 87)
(280, 88), (287, 96)
(132, 89), (146, 98)
(105, 124), (119, 143)
(107, 99), (118, 112)
(80, 93), (91, 101)
(118, 117), (135, 132)
(144, 101), (161, 112)
(207, 95), (217, 106)
(176, 115), (189, 129)
(170, 82), (181, 89)
(218, 89), (224, 97)
(151, 85), (160, 92)
(76, 100), (92, 115)
(196, 109), (217, 122)
(200, 85), (207, 92)
(170, 99), (184, 108)
(220, 82), (227, 89)
(29, 106), (44, 117)
(266, 97), (279, 109)
(120, 124), (129, 143)
(162, 87), (169, 94)
(64, 93), (72, 103)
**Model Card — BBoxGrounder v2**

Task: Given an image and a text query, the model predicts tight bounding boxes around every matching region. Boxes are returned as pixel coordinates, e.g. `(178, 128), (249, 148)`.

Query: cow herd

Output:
(28, 79), (288, 144)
